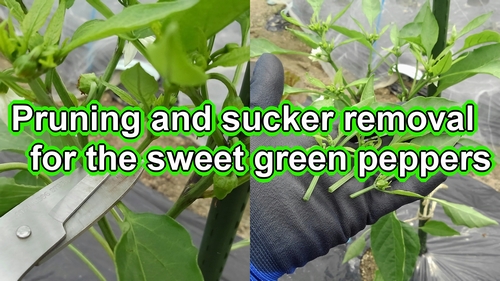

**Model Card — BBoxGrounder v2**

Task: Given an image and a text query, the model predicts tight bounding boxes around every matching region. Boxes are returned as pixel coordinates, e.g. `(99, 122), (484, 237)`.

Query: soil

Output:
(360, 249), (377, 281)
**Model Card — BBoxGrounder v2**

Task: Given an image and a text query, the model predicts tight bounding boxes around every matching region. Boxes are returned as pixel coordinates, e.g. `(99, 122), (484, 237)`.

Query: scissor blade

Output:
(49, 174), (110, 223)
(38, 168), (144, 264)
(0, 169), (91, 281)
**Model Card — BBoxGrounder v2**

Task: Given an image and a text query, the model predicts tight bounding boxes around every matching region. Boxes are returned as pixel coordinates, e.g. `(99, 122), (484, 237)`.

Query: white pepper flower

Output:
(123, 36), (156, 66)
(309, 47), (328, 62)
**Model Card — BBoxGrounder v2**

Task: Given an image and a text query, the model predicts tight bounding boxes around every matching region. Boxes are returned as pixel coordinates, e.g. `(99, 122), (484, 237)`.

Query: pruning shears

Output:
(0, 167), (144, 281)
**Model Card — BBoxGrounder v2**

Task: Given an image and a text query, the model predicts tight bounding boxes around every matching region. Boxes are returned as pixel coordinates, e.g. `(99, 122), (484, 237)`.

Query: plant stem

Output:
(303, 175), (320, 201)
(328, 170), (354, 193)
(15, 0), (28, 14)
(427, 0), (450, 97)
(52, 69), (77, 107)
(231, 238), (250, 251)
(137, 131), (154, 153)
(418, 200), (429, 255)
(96, 38), (126, 101)
(97, 218), (117, 250)
(167, 173), (215, 218)
(350, 184), (376, 198)
(326, 55), (358, 102)
(28, 78), (55, 106)
(45, 69), (53, 94)
(183, 87), (227, 146)
(86, 0), (115, 18)
(0, 162), (52, 185)
(207, 35), (216, 54)
(89, 227), (114, 259)
(208, 73), (238, 98)
(68, 244), (107, 281)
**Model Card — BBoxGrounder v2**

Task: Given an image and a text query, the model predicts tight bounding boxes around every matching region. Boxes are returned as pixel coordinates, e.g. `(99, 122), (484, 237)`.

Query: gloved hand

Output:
(249, 54), (447, 280)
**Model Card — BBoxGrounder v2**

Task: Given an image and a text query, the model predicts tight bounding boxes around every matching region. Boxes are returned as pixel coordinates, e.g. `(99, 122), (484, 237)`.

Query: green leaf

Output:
(115, 208), (203, 281)
(14, 170), (47, 187)
(330, 1), (353, 25)
(457, 137), (499, 163)
(65, 0), (75, 8)
(4, 0), (25, 23)
(374, 270), (385, 281)
(342, 231), (367, 264)
(44, 0), (66, 45)
(311, 98), (333, 110)
(345, 77), (371, 88)
(163, 0), (249, 52)
(250, 38), (308, 58)
(362, 0), (381, 28)
(236, 9), (250, 46)
(419, 220), (460, 236)
(371, 212), (420, 281)
(389, 143), (421, 150)
(437, 43), (500, 94)
(332, 69), (344, 87)
(458, 12), (493, 38)
(147, 23), (208, 87)
(330, 25), (373, 49)
(411, 134), (461, 150)
(390, 24), (400, 47)
(287, 29), (320, 48)
(360, 75), (374, 101)
(399, 22), (422, 45)
(280, 10), (303, 27)
(63, 0), (198, 54)
(120, 64), (158, 107)
(283, 84), (320, 95)
(209, 45), (249, 69)
(413, 1), (430, 23)
(400, 96), (459, 111)
(433, 198), (498, 228)
(355, 96), (375, 107)
(0, 177), (42, 216)
(0, 120), (69, 153)
(307, 0), (325, 18)
(431, 51), (453, 75)
(102, 81), (139, 106)
(459, 30), (500, 52)
(306, 72), (326, 88)
(22, 0), (54, 39)
(420, 4), (439, 56)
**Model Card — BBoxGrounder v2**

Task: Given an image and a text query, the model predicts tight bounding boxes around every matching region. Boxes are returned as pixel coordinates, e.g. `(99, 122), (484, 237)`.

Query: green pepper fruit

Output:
(213, 172), (239, 200)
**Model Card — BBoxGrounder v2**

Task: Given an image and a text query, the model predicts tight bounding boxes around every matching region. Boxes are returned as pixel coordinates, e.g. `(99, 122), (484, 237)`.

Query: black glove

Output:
(249, 54), (447, 280)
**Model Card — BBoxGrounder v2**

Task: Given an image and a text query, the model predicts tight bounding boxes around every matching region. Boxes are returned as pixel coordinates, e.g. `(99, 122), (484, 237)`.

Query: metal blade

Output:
(0, 168), (143, 280)
(38, 168), (143, 264)
(0, 169), (90, 281)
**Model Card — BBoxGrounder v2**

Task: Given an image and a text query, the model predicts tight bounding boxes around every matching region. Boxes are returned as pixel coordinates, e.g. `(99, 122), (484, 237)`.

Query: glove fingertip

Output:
(250, 53), (284, 108)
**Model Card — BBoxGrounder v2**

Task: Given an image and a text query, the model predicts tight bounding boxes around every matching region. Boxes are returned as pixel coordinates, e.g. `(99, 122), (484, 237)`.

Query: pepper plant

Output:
(0, 0), (249, 280)
(251, 0), (499, 280)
